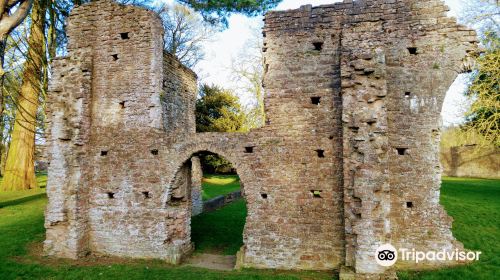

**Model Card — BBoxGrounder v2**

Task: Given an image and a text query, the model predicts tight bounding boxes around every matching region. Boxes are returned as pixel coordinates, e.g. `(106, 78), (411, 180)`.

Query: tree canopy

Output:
(195, 84), (246, 133)
(464, 32), (499, 146)
(178, 0), (282, 26)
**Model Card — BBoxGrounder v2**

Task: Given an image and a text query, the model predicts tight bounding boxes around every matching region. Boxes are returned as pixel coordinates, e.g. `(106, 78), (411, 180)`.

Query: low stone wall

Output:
(201, 190), (242, 213)
(441, 145), (500, 179)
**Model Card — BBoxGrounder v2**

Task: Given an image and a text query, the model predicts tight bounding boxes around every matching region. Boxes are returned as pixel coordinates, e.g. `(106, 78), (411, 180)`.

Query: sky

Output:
(160, 0), (471, 127)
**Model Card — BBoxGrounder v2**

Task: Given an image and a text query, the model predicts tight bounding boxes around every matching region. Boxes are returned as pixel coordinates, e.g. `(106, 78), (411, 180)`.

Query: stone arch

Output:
(161, 140), (253, 206)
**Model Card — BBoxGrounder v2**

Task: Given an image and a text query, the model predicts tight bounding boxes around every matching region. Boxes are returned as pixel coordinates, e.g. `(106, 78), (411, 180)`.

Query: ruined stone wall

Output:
(162, 52), (197, 135)
(45, 0), (477, 277)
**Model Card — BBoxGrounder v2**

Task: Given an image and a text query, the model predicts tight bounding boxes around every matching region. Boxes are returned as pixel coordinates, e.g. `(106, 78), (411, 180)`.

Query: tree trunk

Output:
(0, 37), (6, 177)
(2, 0), (46, 191)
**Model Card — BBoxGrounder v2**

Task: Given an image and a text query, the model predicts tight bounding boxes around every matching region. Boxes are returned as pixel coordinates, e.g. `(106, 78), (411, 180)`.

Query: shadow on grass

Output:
(0, 193), (47, 208)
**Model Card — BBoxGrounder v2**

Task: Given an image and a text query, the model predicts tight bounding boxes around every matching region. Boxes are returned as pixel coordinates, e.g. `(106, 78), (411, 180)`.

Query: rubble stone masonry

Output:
(44, 0), (477, 278)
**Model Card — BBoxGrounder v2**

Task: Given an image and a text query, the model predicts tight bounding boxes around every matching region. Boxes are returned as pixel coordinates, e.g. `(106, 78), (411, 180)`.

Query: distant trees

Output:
(458, 0), (499, 147)
(464, 33), (499, 146)
(196, 84), (246, 132)
(231, 24), (265, 129)
(157, 3), (214, 68)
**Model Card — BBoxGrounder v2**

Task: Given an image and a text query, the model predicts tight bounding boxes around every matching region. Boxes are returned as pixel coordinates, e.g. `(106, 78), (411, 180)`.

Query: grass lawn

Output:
(201, 174), (241, 200)
(192, 199), (246, 255)
(398, 177), (500, 279)
(192, 174), (247, 254)
(0, 175), (498, 279)
(0, 173), (47, 206)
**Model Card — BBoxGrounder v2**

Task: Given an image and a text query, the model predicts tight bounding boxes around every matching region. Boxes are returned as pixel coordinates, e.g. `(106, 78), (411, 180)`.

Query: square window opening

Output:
(396, 148), (407, 155)
(316, 149), (325, 158)
(313, 42), (323, 51)
(311, 96), (321, 105)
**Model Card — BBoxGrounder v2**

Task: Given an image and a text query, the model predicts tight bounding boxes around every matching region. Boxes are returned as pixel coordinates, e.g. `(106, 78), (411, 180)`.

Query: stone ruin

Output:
(44, 0), (477, 278)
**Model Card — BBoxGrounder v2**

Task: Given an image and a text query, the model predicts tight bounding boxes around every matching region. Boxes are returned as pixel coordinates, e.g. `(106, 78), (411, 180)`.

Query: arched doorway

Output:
(173, 150), (247, 266)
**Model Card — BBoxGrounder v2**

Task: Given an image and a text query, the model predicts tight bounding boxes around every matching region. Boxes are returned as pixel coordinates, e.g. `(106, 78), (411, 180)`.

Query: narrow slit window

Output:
(245, 146), (254, 153)
(311, 97), (321, 105)
(120, 32), (130, 39)
(396, 148), (407, 155)
(313, 42), (323, 51)
(407, 47), (417, 55)
(151, 149), (159, 155)
(316, 149), (325, 158)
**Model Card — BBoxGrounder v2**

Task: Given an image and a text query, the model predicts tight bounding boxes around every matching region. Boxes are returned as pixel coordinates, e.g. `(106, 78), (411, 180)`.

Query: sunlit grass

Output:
(0, 173), (46, 205)
(398, 177), (500, 279)
(202, 174), (241, 200)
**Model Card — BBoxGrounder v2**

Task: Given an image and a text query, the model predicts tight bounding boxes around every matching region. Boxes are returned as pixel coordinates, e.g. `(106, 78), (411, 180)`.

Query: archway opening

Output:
(187, 151), (247, 258)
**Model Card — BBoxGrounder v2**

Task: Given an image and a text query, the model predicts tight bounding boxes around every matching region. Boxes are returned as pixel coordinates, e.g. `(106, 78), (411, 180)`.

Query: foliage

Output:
(178, 0), (282, 27)
(440, 127), (493, 149)
(463, 33), (500, 147)
(196, 83), (246, 132)
(156, 3), (214, 68)
(199, 152), (234, 174)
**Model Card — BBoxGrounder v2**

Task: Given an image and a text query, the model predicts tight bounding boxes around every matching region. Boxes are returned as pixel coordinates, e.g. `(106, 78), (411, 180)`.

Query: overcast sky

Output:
(159, 0), (472, 127)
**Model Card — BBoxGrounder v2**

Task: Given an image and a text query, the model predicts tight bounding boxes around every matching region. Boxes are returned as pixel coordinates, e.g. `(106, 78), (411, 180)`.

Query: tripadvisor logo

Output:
(375, 244), (397, 267)
(375, 243), (481, 267)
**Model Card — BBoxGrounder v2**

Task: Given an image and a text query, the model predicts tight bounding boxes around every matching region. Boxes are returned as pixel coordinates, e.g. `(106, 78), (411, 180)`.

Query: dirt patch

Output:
(184, 253), (236, 271)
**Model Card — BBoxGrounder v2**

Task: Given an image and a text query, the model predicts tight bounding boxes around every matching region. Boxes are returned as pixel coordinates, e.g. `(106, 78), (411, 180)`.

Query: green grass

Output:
(0, 173), (47, 208)
(192, 199), (247, 255)
(0, 174), (331, 279)
(398, 177), (500, 280)
(0, 176), (498, 279)
(201, 174), (241, 200)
